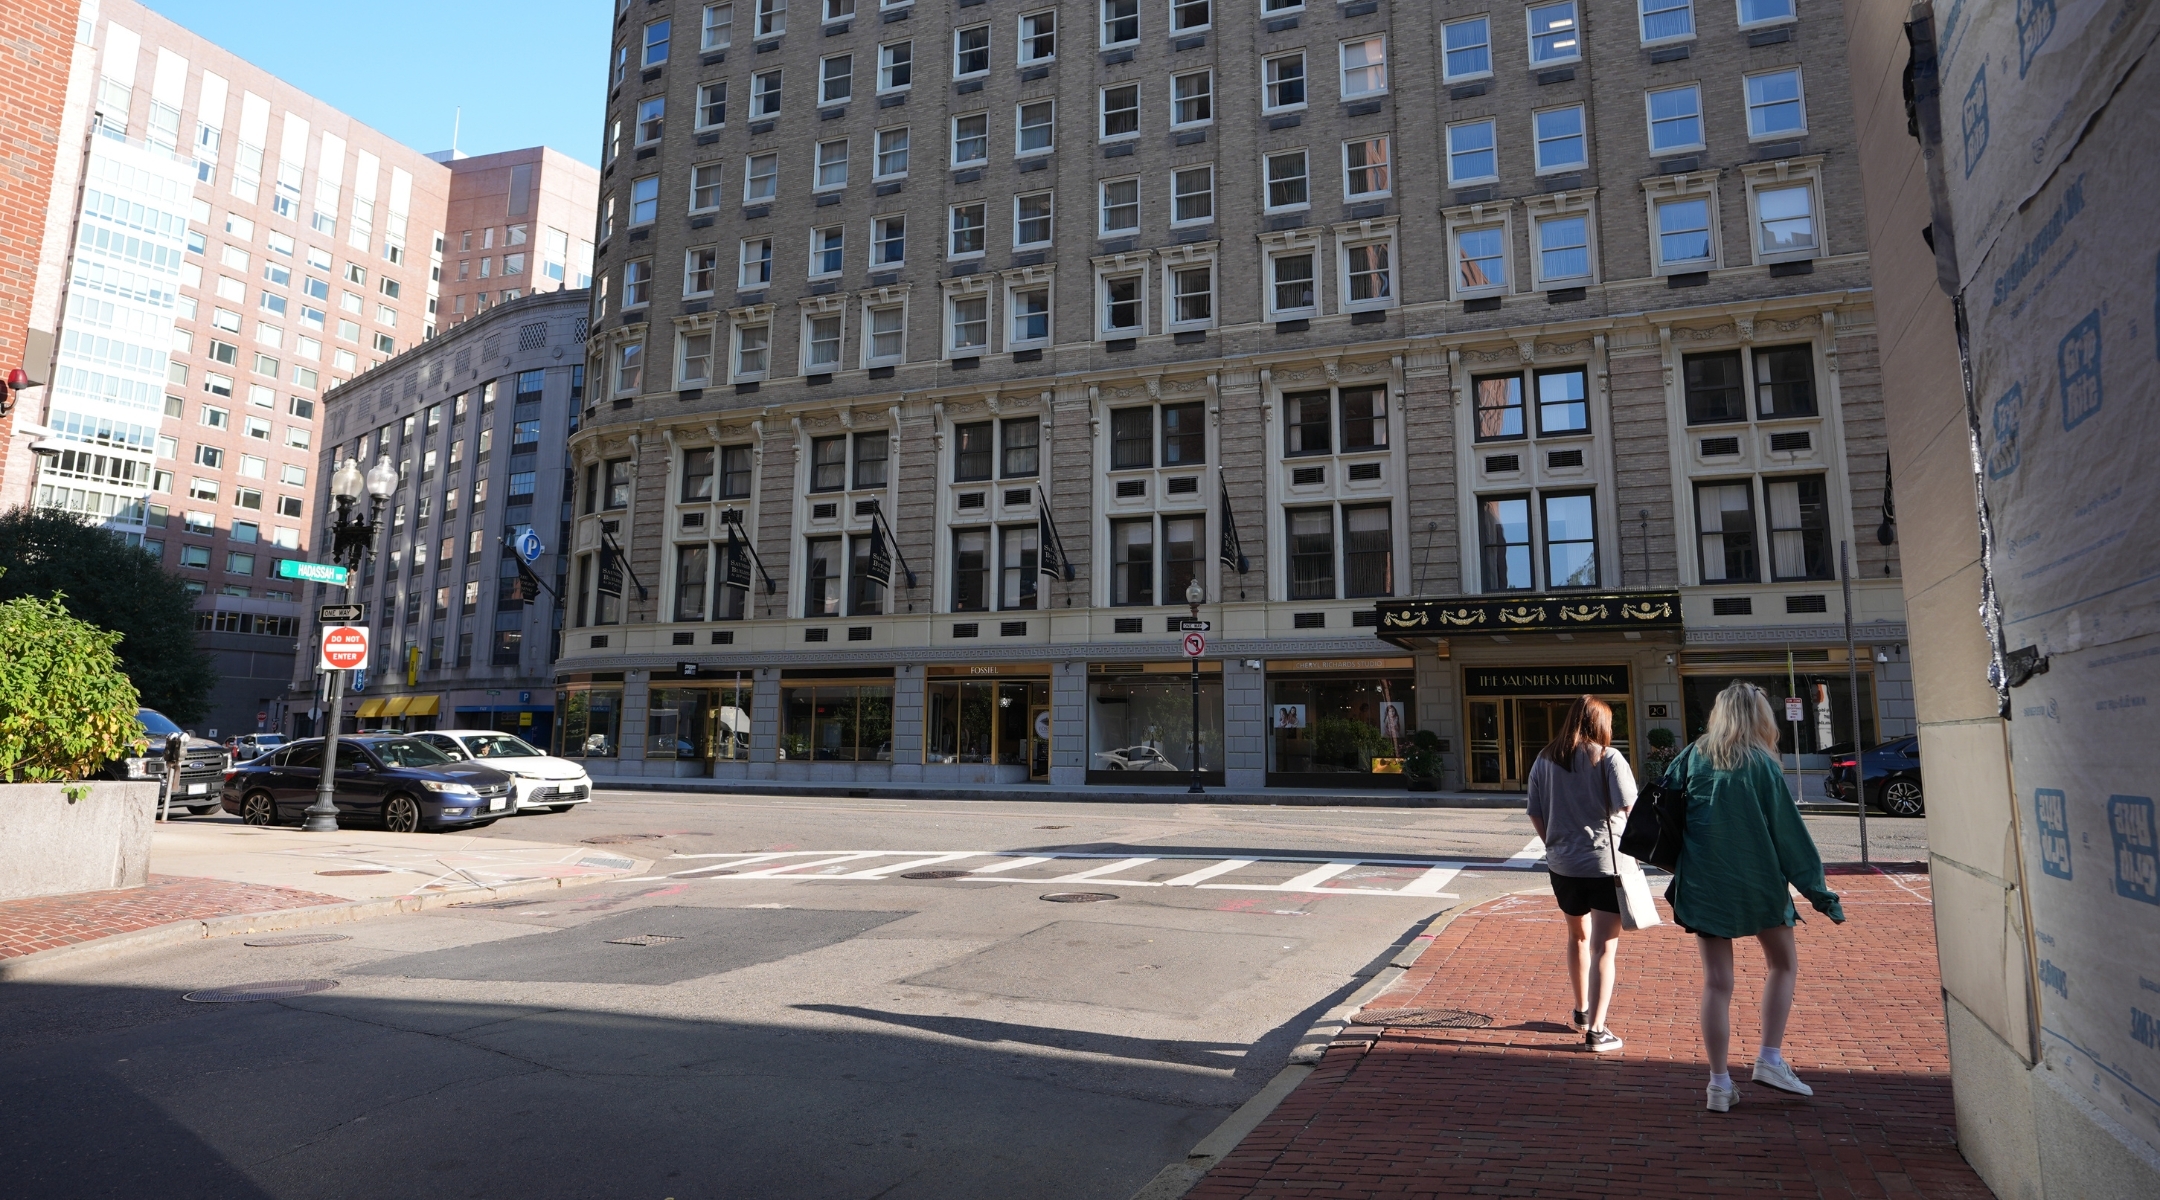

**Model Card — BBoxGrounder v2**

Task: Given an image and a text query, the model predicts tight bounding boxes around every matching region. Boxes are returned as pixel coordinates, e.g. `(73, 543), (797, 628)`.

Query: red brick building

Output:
(0, 0), (85, 505)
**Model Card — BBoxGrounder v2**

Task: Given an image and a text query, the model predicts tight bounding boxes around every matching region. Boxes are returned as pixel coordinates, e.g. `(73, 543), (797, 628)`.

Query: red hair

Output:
(1538, 695), (1613, 771)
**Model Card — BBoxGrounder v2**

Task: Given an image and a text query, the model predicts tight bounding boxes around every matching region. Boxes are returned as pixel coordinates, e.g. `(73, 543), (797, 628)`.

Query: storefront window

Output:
(557, 687), (622, 757)
(1087, 665), (1223, 779)
(1268, 672), (1415, 779)
(925, 678), (1048, 765)
(647, 683), (753, 761)
(1683, 670), (1874, 759)
(780, 683), (893, 761)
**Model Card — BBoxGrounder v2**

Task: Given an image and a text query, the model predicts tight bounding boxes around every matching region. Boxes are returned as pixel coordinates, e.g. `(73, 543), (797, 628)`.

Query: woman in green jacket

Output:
(1670, 681), (1845, 1113)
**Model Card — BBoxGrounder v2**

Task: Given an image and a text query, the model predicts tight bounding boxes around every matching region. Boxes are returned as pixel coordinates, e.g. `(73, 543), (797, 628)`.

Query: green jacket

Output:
(1666, 745), (1844, 938)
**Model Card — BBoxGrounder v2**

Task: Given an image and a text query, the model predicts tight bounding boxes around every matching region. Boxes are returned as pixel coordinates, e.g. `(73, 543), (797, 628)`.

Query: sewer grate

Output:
(243, 933), (352, 948)
(1355, 1007), (1493, 1029)
(183, 979), (339, 1003)
(450, 898), (543, 909)
(316, 869), (390, 876)
(605, 934), (685, 946)
(901, 870), (971, 880)
(1040, 892), (1119, 903)
(582, 834), (666, 845)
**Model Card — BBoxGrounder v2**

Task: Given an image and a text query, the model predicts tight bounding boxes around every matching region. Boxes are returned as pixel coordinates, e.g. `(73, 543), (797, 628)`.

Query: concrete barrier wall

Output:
(0, 782), (159, 901)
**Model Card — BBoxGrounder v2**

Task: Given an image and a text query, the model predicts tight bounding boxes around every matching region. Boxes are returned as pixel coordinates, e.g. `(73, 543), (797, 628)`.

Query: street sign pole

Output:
(306, 622), (370, 835)
(1182, 627), (1207, 795)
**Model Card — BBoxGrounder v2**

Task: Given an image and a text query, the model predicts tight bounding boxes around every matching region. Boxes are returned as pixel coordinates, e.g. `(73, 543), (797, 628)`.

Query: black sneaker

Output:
(1586, 1028), (1624, 1053)
(1569, 1009), (1589, 1032)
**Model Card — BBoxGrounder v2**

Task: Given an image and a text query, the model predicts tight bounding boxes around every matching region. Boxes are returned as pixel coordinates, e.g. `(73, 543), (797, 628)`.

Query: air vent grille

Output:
(681, 511), (706, 528)
(811, 502), (838, 519)
(848, 625), (873, 640)
(710, 630), (734, 644)
(1115, 479), (1146, 498)
(1711, 597), (1753, 616)
(672, 631), (694, 645)
(1293, 611), (1327, 629)
(1351, 610), (1381, 627)
(1785, 594), (1828, 614)
(1113, 617), (1144, 633)
(956, 492), (985, 510)
(1485, 454), (1520, 473)
(1348, 462), (1382, 481)
(589, 635), (608, 648)
(1768, 431), (1812, 452)
(1004, 488), (1032, 505)
(804, 627), (829, 642)
(951, 622), (979, 637)
(1546, 449), (1584, 468)
(1700, 436), (1741, 457)
(1291, 466), (1325, 486)
(1000, 620), (1027, 637)
(854, 499), (879, 516)
(1166, 476), (1200, 495)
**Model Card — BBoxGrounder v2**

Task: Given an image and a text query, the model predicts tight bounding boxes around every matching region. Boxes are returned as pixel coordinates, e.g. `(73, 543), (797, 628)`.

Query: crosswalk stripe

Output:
(670, 852), (802, 877)
(1397, 864), (1464, 896)
(1047, 857), (1158, 883)
(963, 856), (1053, 875)
(841, 852), (981, 879)
(732, 851), (889, 877)
(1270, 862), (1359, 892)
(1162, 858), (1257, 887)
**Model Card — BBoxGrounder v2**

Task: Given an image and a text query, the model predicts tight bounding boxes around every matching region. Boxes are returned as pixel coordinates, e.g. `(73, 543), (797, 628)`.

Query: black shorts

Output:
(1550, 872), (1620, 916)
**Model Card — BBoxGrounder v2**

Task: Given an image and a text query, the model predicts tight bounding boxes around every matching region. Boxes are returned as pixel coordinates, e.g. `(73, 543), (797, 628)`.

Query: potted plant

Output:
(1645, 726), (1679, 782)
(1403, 729), (1444, 792)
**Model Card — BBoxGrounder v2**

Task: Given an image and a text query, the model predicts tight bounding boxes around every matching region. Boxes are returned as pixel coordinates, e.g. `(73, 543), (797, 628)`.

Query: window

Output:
(194, 444), (225, 469)
(637, 97), (665, 145)
(644, 18), (672, 65)
(953, 25), (991, 78)
(1644, 88), (1705, 158)
(1444, 17), (1492, 80)
(740, 237), (773, 287)
(686, 245), (719, 295)
(1446, 120), (1496, 185)
(810, 435), (848, 491)
(1536, 213), (1591, 284)
(1766, 476), (1831, 580)
(1640, 0), (1693, 42)
(1342, 239), (1392, 306)
(1754, 183), (1817, 256)
(1754, 344), (1816, 417)
(1110, 517), (1155, 605)
(1171, 166), (1213, 225)
(704, 3), (735, 49)
(751, 69), (782, 118)
(1535, 492), (1599, 587)
(1171, 263), (1213, 325)
(853, 430), (889, 488)
(803, 311), (843, 371)
(1014, 191), (1053, 247)
(1342, 505), (1392, 597)
(200, 406), (230, 430)
(1265, 150), (1309, 210)
(951, 114), (988, 165)
(812, 139), (849, 191)
(1101, 0), (1139, 46)
(1655, 197), (1715, 268)
(1343, 136), (1390, 198)
(817, 56), (852, 108)
(1696, 481), (1758, 581)
(743, 155), (778, 206)
(1009, 284), (1050, 344)
(824, 0), (854, 22)
(1282, 391), (1331, 456)
(949, 292), (988, 353)
(811, 225), (845, 276)
(873, 214), (906, 264)
(1100, 84), (1140, 139)
(948, 203), (986, 257)
(1745, 68), (1806, 138)
(997, 525), (1041, 611)
(1020, 10), (1056, 62)
(1455, 225), (1509, 294)
(1478, 496), (1532, 590)
(1016, 101), (1054, 154)
(614, 340), (645, 394)
(630, 176), (659, 225)
(624, 258), (652, 307)
(756, 0), (786, 36)
(722, 445), (755, 498)
(954, 421), (994, 480)
(1110, 407), (1153, 469)
(1474, 374), (1525, 440)
(805, 536), (843, 617)
(1534, 106), (1586, 173)
(1101, 273), (1143, 335)
(952, 528), (992, 612)
(1340, 37), (1387, 97)
(1285, 508), (1335, 600)
(1171, 70), (1213, 127)
(1270, 250), (1316, 314)
(180, 545), (212, 569)
(679, 329), (714, 384)
(244, 416), (272, 441)
(1100, 177), (1140, 234)
(1738, 0), (1795, 25)
(879, 41), (912, 91)
(1264, 52), (1306, 111)
(1001, 418), (1040, 477)
(1536, 367), (1589, 434)
(1528, 2), (1580, 64)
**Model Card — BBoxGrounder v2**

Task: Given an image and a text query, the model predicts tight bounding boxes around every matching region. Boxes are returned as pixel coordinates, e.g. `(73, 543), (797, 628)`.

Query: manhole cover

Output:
(1355, 1007), (1493, 1029)
(243, 933), (352, 948)
(450, 898), (542, 909)
(1040, 892), (1119, 903)
(315, 869), (389, 876)
(901, 870), (971, 880)
(606, 934), (684, 946)
(182, 979), (339, 1003)
(582, 834), (666, 845)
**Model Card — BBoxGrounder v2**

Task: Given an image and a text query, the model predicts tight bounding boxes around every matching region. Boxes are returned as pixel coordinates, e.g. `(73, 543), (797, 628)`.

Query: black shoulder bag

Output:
(1618, 744), (1691, 871)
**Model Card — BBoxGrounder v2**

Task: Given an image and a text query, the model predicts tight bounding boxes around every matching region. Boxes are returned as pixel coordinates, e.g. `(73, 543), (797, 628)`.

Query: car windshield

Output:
(464, 733), (542, 759)
(369, 738), (455, 768)
(137, 709), (183, 737)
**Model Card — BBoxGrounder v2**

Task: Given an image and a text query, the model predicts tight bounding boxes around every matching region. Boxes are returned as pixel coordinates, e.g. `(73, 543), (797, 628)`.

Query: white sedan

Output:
(415, 730), (595, 813)
(1093, 745), (1182, 772)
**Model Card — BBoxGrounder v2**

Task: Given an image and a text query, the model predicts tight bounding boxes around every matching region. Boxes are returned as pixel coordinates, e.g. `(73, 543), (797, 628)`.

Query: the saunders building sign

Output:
(1463, 668), (1631, 697)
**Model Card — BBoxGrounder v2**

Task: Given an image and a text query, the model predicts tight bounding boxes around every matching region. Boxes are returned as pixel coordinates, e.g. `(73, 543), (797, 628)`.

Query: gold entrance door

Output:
(1513, 699), (1575, 784)
(1028, 705), (1051, 781)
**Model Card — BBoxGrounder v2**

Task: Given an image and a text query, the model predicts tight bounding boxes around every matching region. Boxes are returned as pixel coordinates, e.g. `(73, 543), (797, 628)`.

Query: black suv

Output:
(98, 709), (228, 815)
(221, 736), (516, 832)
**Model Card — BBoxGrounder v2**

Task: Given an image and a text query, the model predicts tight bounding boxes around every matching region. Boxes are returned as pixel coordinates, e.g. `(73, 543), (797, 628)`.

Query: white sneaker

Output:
(1706, 1082), (1737, 1112)
(1751, 1057), (1814, 1096)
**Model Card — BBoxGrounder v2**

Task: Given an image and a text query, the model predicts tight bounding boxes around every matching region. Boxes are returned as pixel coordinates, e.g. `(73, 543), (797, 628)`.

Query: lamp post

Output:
(1185, 576), (1205, 795)
(304, 456), (398, 833)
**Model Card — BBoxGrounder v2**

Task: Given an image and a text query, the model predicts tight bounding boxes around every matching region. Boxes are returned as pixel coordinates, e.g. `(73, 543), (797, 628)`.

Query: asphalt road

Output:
(0, 792), (1926, 1200)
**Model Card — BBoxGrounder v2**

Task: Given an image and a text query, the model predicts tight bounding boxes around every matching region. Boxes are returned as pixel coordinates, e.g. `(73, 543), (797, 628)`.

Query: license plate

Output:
(489, 796), (506, 811)
(189, 783), (210, 794)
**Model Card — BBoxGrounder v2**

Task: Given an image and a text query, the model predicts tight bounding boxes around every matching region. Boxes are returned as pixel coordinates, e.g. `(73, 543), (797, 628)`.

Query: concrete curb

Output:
(0, 859), (650, 983)
(597, 779), (1528, 808)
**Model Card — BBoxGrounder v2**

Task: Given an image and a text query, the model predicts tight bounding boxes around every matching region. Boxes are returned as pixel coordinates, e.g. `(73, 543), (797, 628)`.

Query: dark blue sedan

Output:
(220, 736), (517, 832)
(1823, 736), (1924, 817)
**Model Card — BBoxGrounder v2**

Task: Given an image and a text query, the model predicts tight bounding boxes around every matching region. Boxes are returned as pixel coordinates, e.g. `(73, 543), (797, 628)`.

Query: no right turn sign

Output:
(320, 625), (370, 672)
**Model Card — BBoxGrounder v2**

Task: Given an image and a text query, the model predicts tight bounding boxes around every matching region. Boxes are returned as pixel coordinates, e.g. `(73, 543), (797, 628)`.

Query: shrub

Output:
(0, 591), (144, 782)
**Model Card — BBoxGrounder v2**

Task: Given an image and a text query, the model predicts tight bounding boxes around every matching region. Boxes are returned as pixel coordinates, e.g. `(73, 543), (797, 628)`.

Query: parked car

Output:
(412, 730), (594, 813)
(221, 735), (516, 832)
(1093, 745), (1181, 772)
(1823, 736), (1924, 816)
(228, 733), (286, 762)
(98, 708), (227, 815)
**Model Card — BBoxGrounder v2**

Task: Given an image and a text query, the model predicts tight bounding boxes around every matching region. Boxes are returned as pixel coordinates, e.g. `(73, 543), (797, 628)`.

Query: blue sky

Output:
(141, 0), (609, 165)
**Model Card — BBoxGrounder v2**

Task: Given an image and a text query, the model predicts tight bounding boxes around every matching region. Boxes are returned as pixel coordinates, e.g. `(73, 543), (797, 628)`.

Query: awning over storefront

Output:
(354, 698), (386, 718)
(1374, 590), (1683, 648)
(405, 695), (441, 716)
(379, 696), (413, 717)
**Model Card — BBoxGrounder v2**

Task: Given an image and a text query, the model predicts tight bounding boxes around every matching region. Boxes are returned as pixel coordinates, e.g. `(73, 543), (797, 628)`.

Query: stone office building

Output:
(558, 0), (1912, 791)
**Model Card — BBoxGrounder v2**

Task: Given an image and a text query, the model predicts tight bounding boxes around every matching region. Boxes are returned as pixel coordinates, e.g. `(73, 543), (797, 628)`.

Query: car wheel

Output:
(241, 791), (276, 826)
(1878, 778), (1925, 818)
(186, 804), (219, 816)
(383, 793), (423, 834)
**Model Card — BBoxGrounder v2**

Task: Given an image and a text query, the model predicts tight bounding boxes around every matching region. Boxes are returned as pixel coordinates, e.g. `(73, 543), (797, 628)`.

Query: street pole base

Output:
(1188, 784), (1205, 794)
(301, 810), (341, 833)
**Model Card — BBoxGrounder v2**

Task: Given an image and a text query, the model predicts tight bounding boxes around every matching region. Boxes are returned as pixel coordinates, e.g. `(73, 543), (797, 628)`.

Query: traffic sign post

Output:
(319, 625), (370, 671)
(319, 603), (365, 623)
(1182, 631), (1207, 658)
(1179, 619), (1211, 632)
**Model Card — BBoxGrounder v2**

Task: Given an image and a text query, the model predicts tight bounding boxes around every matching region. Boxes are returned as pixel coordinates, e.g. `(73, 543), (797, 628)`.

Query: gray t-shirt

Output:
(1524, 746), (1639, 879)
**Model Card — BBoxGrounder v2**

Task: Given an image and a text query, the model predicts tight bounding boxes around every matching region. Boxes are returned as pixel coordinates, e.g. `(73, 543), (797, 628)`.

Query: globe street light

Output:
(1186, 576), (1206, 795)
(303, 457), (397, 834)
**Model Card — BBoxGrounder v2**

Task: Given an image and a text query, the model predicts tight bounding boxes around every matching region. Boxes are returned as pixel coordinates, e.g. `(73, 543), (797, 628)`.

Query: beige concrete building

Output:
(558, 0), (1909, 792)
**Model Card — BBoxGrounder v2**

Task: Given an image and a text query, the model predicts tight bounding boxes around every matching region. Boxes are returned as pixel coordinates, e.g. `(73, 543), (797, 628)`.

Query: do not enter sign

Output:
(320, 625), (370, 671)
(1182, 631), (1207, 658)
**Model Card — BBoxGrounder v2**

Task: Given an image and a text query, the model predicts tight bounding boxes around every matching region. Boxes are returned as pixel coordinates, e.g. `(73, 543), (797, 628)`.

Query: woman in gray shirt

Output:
(1524, 695), (1639, 1053)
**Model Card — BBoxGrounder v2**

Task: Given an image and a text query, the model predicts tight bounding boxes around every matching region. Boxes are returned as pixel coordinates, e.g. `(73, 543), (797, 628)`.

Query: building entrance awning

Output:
(1373, 590), (1684, 649)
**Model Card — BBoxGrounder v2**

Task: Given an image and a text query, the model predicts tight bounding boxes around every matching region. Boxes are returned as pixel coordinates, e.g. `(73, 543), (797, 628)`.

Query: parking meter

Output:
(160, 731), (185, 821)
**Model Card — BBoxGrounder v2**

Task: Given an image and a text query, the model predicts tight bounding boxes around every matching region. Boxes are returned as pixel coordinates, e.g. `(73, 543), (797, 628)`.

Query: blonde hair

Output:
(1700, 682), (1782, 770)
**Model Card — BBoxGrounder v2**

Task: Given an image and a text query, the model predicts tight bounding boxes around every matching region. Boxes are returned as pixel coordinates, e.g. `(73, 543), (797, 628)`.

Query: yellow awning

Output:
(405, 695), (441, 716)
(355, 698), (386, 718)
(380, 696), (413, 717)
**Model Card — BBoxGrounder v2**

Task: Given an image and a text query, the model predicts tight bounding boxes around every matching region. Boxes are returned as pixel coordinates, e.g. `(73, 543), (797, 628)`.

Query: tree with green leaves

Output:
(0, 591), (145, 781)
(0, 507), (215, 722)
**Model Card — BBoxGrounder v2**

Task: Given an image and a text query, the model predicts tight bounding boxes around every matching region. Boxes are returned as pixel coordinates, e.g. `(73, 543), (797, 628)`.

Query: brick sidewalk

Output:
(0, 874), (346, 960)
(1190, 870), (1996, 1199)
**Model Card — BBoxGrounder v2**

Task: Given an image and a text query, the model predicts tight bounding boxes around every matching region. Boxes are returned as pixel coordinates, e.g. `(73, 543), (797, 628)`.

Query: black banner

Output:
(1037, 506), (1061, 581)
(866, 522), (893, 587)
(597, 542), (624, 597)
(1219, 477), (1249, 574)
(1376, 590), (1682, 636)
(1464, 665), (1632, 696)
(724, 525), (752, 591)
